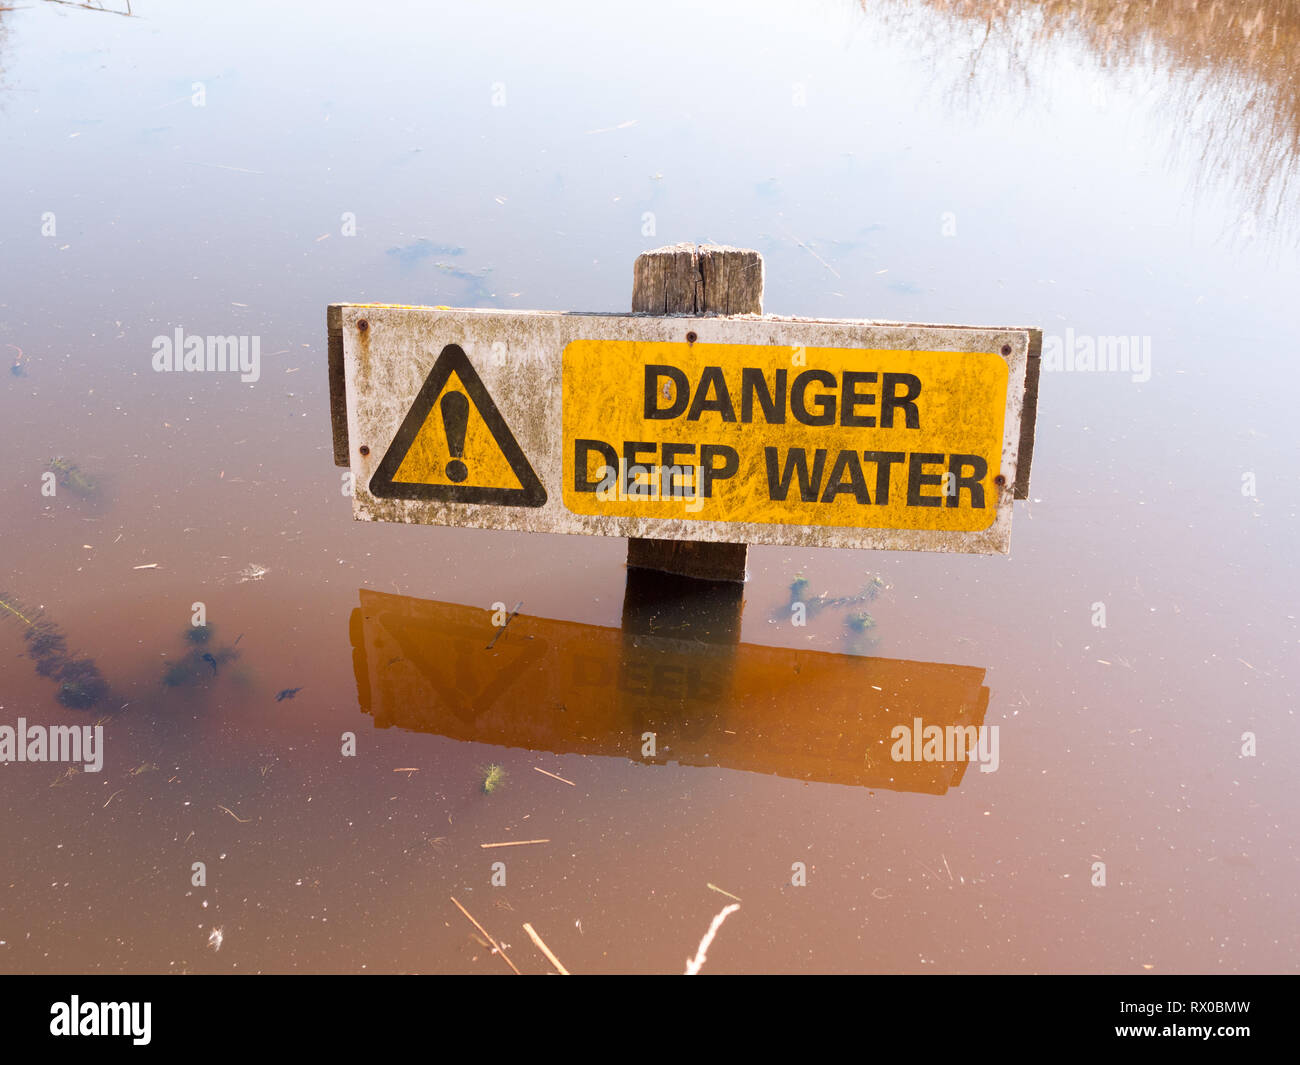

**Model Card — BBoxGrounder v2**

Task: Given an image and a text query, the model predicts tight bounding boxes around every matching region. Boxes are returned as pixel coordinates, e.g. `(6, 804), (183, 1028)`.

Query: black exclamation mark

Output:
(441, 391), (469, 483)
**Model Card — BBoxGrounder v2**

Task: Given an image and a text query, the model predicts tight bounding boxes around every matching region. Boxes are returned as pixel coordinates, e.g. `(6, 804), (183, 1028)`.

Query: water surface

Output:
(0, 0), (1296, 973)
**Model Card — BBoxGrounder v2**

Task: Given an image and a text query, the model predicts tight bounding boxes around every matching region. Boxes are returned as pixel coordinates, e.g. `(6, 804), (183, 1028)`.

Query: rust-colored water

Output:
(0, 0), (1296, 974)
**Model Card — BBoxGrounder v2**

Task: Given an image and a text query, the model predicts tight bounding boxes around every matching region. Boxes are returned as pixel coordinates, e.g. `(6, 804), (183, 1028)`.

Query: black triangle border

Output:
(368, 344), (547, 507)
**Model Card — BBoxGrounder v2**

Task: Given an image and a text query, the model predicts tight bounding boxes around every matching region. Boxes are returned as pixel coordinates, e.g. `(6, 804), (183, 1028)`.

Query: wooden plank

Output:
(339, 307), (1032, 554)
(328, 303), (350, 467)
(1013, 327), (1041, 500)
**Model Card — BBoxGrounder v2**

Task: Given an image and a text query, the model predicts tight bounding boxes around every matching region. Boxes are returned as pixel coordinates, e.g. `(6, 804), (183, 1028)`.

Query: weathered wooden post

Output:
(627, 243), (763, 583)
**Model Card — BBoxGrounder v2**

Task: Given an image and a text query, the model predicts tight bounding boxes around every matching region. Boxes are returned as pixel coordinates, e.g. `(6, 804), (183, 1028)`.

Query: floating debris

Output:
(481, 763), (507, 794)
(449, 896), (520, 975)
(434, 261), (490, 283)
(275, 687), (303, 702)
(809, 580), (886, 613)
(385, 238), (465, 267)
(48, 457), (98, 499)
(160, 625), (240, 688)
(236, 563), (269, 583)
(57, 659), (110, 709)
(383, 240), (497, 304)
(522, 923), (570, 975)
(773, 574), (889, 654)
(26, 622), (69, 675)
(1, 593), (110, 710)
(162, 661), (194, 687)
(777, 574), (888, 626)
(684, 904), (740, 976)
(486, 601), (522, 650)
(846, 611), (876, 633)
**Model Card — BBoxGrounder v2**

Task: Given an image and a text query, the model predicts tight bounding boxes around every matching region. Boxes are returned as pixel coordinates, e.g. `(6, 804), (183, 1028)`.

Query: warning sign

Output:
(369, 344), (546, 507)
(334, 306), (1035, 554)
(563, 341), (1006, 532)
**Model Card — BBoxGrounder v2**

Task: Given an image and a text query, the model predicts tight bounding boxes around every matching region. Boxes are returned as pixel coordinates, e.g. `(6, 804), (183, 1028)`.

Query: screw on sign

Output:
(327, 244), (1040, 580)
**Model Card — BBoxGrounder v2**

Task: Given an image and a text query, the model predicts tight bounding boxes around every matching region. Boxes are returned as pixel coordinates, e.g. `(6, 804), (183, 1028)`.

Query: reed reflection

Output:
(871, 0), (1300, 244)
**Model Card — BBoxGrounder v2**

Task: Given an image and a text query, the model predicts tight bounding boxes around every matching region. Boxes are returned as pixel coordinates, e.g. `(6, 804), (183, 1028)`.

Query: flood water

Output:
(1, 0), (1297, 974)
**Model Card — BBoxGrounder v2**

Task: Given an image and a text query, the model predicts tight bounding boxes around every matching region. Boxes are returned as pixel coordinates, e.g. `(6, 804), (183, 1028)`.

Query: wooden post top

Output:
(632, 243), (764, 317)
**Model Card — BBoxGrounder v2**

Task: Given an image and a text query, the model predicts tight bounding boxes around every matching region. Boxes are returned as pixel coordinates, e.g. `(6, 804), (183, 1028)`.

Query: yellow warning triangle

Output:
(369, 344), (546, 507)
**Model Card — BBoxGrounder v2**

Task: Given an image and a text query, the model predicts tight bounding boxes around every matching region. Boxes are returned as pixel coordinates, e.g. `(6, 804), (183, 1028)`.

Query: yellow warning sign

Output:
(370, 344), (546, 506)
(562, 341), (1007, 531)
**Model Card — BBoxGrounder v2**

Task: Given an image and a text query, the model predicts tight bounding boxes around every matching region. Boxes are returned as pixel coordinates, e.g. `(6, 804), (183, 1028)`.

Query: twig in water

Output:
(522, 923), (569, 975)
(450, 897), (520, 974)
(585, 119), (637, 135)
(780, 225), (841, 279)
(217, 804), (250, 823)
(533, 766), (575, 786)
(685, 904), (740, 975)
(916, 858), (943, 882)
(42, 0), (134, 14)
(486, 601), (523, 650)
(707, 883), (742, 902)
(184, 161), (264, 175)
(480, 839), (550, 849)
(49, 767), (79, 788)
(0, 597), (36, 627)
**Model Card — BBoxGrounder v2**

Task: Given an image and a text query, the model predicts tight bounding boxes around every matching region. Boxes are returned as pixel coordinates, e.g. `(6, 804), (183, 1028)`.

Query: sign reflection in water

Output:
(350, 578), (991, 796)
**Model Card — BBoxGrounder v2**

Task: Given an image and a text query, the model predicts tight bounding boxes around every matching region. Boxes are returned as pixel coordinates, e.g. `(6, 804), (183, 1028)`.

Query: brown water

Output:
(0, 0), (1296, 974)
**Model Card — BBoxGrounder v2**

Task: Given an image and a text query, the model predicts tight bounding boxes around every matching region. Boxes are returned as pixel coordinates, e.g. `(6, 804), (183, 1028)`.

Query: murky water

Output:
(1, 0), (1296, 974)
